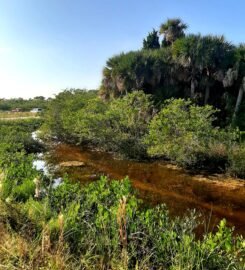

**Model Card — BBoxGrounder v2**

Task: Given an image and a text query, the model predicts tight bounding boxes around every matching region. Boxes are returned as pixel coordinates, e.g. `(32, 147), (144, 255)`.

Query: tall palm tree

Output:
(201, 35), (235, 104)
(228, 44), (245, 120)
(233, 77), (245, 120)
(159, 18), (187, 46)
(222, 44), (245, 122)
(172, 34), (204, 98)
(172, 34), (235, 101)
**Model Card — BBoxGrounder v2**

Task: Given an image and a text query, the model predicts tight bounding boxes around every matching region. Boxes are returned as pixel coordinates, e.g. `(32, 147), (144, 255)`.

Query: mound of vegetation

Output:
(99, 19), (245, 130)
(42, 89), (244, 176)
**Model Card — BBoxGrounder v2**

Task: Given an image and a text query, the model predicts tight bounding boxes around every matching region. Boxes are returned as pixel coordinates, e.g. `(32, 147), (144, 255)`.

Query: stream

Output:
(32, 134), (245, 235)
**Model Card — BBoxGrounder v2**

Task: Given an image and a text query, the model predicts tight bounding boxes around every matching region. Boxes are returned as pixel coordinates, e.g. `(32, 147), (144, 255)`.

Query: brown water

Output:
(48, 143), (245, 235)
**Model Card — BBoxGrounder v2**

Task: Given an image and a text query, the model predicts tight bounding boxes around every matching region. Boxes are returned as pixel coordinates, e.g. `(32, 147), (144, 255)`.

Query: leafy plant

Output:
(145, 98), (234, 168)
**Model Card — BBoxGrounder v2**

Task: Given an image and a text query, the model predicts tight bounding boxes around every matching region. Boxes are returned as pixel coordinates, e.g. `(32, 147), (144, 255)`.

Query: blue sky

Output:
(0, 0), (244, 98)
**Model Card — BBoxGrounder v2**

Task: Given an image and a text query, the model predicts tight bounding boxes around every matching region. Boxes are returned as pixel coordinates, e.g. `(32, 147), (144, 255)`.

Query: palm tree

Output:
(222, 44), (245, 121)
(172, 34), (235, 101)
(159, 18), (187, 46)
(201, 35), (235, 104)
(172, 34), (204, 98)
(228, 44), (245, 120)
(233, 77), (245, 120)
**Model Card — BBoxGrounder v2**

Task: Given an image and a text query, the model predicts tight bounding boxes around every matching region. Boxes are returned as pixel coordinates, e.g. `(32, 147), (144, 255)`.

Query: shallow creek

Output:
(37, 142), (244, 236)
(31, 132), (245, 236)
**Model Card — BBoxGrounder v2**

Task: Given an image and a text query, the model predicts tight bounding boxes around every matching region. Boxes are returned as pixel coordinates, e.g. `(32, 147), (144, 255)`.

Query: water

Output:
(45, 143), (245, 235)
(32, 132), (63, 188)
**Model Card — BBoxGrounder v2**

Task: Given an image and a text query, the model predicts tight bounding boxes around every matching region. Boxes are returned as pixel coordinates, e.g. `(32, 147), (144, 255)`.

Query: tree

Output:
(99, 50), (168, 100)
(232, 44), (245, 121)
(34, 96), (45, 100)
(43, 89), (97, 140)
(143, 29), (160, 50)
(159, 18), (187, 46)
(172, 34), (203, 98)
(200, 35), (235, 104)
(171, 34), (235, 101)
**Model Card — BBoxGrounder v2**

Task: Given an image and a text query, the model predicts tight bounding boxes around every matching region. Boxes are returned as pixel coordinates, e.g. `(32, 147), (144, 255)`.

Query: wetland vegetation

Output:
(0, 18), (245, 269)
(0, 119), (244, 269)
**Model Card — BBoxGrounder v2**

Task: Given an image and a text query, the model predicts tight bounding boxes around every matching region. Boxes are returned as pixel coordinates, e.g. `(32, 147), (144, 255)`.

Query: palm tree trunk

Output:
(233, 77), (245, 121)
(191, 78), (195, 98)
(204, 85), (210, 105)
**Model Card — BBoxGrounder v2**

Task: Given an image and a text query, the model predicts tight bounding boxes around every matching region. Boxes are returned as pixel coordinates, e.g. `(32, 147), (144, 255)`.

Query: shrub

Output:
(1, 174), (244, 269)
(43, 90), (154, 159)
(228, 143), (245, 178)
(145, 99), (234, 168)
(47, 177), (244, 269)
(49, 178), (82, 212)
(12, 178), (35, 202)
(102, 91), (154, 158)
(0, 153), (37, 202)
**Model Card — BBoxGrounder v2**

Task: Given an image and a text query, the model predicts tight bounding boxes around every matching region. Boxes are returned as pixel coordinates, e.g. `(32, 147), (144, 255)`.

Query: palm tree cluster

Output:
(99, 19), (245, 128)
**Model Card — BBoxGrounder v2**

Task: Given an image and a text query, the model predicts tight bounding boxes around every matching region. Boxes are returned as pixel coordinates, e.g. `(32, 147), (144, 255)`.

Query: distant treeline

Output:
(0, 96), (48, 111)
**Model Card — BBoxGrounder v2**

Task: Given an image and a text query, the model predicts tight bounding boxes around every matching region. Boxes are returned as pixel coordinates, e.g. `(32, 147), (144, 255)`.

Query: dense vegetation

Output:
(42, 89), (245, 177)
(0, 119), (244, 269)
(0, 119), (43, 201)
(99, 19), (245, 130)
(0, 18), (244, 269)
(41, 18), (245, 177)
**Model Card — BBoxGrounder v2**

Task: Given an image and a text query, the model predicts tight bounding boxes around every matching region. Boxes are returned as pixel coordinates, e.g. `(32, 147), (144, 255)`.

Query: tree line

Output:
(0, 96), (48, 111)
(99, 18), (245, 130)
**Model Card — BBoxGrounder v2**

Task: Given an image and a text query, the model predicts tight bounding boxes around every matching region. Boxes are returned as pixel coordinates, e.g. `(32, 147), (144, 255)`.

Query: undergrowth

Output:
(0, 118), (244, 270)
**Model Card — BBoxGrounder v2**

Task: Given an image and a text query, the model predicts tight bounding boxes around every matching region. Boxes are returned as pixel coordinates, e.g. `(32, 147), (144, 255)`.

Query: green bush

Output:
(0, 153), (37, 202)
(43, 90), (154, 159)
(0, 120), (42, 202)
(45, 177), (244, 269)
(103, 91), (154, 158)
(42, 89), (98, 141)
(145, 99), (235, 168)
(12, 178), (35, 202)
(1, 167), (244, 269)
(228, 144), (245, 178)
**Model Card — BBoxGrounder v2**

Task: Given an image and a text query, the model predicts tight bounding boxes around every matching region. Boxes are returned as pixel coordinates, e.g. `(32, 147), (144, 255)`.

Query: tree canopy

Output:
(143, 29), (160, 50)
(99, 19), (245, 129)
